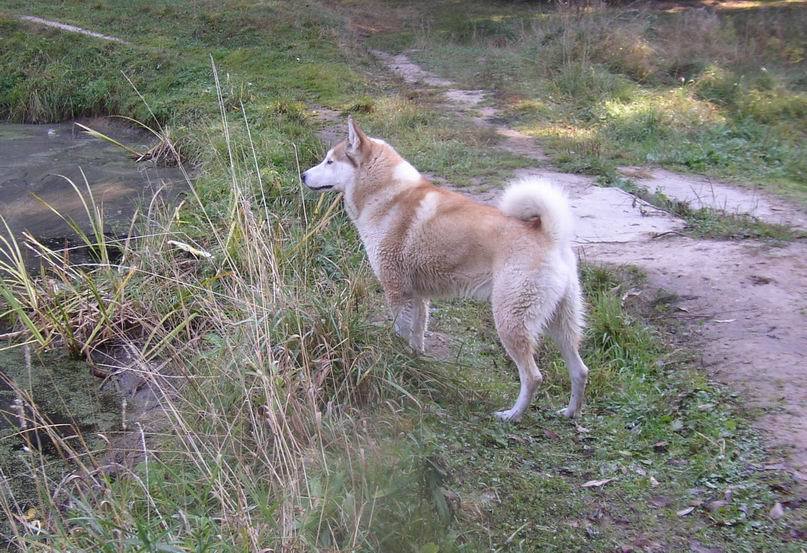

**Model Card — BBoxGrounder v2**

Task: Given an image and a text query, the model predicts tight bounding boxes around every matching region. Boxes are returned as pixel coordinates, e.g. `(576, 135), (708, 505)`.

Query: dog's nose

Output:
(301, 172), (308, 184)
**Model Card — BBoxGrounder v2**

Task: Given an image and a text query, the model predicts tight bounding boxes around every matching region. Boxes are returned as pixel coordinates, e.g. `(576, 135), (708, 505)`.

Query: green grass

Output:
(0, 1), (805, 551)
(364, 0), (807, 203)
(0, 2), (532, 185)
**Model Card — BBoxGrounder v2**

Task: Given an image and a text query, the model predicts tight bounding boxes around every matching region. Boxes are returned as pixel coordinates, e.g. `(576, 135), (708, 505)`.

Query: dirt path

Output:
(368, 50), (807, 481)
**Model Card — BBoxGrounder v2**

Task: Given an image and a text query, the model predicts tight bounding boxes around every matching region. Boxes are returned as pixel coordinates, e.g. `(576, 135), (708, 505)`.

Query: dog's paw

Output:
(408, 338), (425, 355)
(557, 407), (577, 419)
(494, 409), (522, 422)
(393, 322), (410, 340)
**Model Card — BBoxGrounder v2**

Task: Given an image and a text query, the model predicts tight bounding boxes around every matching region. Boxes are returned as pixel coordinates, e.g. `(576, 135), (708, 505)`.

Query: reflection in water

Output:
(0, 120), (183, 262)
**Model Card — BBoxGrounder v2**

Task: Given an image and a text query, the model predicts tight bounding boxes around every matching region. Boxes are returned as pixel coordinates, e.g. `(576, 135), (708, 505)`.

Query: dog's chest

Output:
(354, 207), (402, 277)
(357, 226), (385, 276)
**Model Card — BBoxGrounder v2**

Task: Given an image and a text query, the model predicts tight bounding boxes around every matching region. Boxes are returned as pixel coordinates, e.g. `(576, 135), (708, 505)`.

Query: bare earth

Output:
(368, 51), (807, 481)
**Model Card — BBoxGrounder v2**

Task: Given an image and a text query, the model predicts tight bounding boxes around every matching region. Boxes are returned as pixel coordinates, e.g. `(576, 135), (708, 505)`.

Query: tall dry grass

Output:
(0, 63), (452, 551)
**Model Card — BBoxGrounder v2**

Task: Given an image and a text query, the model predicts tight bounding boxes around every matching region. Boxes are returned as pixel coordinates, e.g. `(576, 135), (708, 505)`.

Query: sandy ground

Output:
(366, 50), (807, 482)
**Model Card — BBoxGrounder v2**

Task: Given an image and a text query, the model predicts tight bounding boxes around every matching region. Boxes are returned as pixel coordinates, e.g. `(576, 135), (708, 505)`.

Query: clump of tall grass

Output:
(0, 66), (455, 551)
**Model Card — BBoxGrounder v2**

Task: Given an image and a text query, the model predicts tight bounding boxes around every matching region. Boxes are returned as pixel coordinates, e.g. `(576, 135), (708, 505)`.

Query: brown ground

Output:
(354, 50), (807, 483)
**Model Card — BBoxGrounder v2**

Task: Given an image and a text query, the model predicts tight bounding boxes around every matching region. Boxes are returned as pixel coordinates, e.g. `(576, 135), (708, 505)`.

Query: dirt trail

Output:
(368, 50), (807, 480)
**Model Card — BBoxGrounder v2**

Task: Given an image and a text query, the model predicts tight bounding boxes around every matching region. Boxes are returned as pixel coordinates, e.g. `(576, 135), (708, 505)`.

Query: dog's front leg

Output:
(384, 286), (427, 353)
(392, 299), (413, 341)
(385, 284), (412, 339)
(390, 298), (428, 353)
(408, 298), (429, 354)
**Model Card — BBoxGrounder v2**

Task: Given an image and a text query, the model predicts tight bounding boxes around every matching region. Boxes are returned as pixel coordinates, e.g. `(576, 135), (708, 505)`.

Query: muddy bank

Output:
(0, 119), (184, 541)
(0, 347), (121, 543)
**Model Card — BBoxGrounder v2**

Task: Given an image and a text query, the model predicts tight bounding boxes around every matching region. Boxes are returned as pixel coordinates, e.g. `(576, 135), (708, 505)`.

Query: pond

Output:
(0, 119), (183, 540)
(0, 119), (183, 261)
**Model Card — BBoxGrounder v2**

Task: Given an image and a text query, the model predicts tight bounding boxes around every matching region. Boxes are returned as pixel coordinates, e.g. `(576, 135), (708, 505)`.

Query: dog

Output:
(302, 117), (589, 421)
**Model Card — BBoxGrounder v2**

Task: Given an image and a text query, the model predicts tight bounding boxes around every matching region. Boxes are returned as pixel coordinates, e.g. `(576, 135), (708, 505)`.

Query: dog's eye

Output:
(327, 160), (333, 165)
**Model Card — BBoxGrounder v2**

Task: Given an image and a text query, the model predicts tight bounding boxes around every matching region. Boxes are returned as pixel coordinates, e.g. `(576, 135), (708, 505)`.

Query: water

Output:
(0, 120), (180, 531)
(0, 119), (183, 258)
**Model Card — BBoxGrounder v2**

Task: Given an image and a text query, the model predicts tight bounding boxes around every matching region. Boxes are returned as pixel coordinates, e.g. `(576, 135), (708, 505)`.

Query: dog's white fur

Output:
(303, 117), (590, 421)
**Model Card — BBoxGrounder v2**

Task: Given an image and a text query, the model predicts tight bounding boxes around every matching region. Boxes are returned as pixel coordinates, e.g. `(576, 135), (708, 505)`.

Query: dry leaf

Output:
(582, 478), (614, 488)
(650, 476), (659, 488)
(689, 540), (723, 553)
(543, 429), (560, 440)
(706, 500), (728, 512)
(769, 502), (785, 520)
(714, 319), (736, 323)
(167, 240), (213, 259)
(676, 506), (695, 517)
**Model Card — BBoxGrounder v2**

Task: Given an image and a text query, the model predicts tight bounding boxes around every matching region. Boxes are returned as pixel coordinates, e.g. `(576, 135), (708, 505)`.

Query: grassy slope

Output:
(364, 0), (807, 204)
(0, 1), (804, 551)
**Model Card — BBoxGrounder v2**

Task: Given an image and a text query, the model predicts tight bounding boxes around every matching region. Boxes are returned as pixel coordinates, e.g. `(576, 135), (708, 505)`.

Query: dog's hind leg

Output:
(547, 280), (589, 418)
(491, 284), (547, 422)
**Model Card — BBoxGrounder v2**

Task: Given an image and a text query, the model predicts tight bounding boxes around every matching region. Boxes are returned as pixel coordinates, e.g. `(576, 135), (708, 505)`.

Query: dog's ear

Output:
(347, 115), (367, 156)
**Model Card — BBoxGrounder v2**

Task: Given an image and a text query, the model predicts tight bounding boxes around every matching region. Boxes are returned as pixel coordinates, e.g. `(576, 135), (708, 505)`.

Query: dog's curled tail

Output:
(499, 177), (574, 244)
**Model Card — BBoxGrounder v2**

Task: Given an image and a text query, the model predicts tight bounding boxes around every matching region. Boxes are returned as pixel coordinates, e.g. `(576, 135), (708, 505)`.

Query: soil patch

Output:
(620, 166), (807, 230)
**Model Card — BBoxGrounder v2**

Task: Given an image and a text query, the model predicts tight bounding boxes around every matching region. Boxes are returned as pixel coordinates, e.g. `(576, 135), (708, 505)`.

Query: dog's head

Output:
(302, 116), (371, 193)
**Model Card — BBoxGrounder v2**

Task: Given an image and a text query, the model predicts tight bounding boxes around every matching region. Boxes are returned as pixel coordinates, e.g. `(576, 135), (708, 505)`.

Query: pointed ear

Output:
(347, 115), (367, 155)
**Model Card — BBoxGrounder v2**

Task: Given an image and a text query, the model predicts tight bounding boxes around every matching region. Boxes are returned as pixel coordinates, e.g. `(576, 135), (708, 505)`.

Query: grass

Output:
(0, 0), (805, 550)
(0, 2), (532, 186)
(412, 265), (804, 551)
(363, 0), (807, 204)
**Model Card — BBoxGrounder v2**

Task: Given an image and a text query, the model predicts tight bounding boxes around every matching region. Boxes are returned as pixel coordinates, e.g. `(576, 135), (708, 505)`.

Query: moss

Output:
(0, 348), (121, 528)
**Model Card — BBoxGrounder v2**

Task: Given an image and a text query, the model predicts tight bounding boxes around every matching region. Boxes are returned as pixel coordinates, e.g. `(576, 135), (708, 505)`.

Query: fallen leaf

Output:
(575, 424), (590, 434)
(677, 506), (695, 517)
(582, 478), (614, 488)
(789, 527), (807, 541)
(689, 540), (723, 553)
(650, 476), (659, 488)
(653, 441), (669, 452)
(167, 240), (213, 259)
(714, 319), (736, 323)
(769, 502), (785, 520)
(650, 495), (672, 508)
(706, 499), (728, 512)
(621, 289), (641, 303)
(543, 429), (560, 440)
